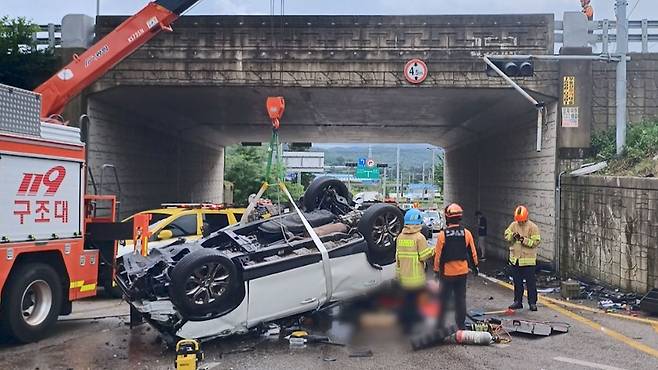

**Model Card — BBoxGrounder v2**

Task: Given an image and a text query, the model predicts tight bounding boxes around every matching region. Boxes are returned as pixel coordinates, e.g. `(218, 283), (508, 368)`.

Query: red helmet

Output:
(445, 203), (464, 219)
(514, 205), (529, 222)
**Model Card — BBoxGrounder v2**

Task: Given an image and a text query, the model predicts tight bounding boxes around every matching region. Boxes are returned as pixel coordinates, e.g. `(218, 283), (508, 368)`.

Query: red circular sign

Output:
(404, 59), (428, 84)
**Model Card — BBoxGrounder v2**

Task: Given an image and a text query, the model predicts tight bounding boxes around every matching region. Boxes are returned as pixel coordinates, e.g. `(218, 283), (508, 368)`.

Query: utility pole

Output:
(616, 0), (628, 155)
(395, 144), (400, 197)
(422, 162), (427, 184)
(428, 147), (436, 185)
(96, 0), (100, 16)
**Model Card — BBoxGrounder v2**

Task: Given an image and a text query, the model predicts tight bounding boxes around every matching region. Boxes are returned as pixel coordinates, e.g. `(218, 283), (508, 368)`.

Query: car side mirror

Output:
(202, 222), (211, 238)
(157, 229), (173, 240)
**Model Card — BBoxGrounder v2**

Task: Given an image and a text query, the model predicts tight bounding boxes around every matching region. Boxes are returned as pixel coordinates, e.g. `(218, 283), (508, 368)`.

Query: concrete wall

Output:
(445, 103), (558, 263)
(93, 15), (558, 97)
(560, 176), (658, 293)
(86, 97), (224, 218)
(593, 54), (658, 132)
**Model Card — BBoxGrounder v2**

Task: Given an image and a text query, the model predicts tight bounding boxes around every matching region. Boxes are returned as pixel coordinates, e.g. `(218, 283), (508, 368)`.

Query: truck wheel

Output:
(1, 263), (63, 343)
(169, 249), (243, 317)
(358, 204), (404, 265)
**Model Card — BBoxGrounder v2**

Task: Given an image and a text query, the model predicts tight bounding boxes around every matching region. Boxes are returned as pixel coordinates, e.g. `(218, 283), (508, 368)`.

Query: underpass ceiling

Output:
(92, 86), (554, 147)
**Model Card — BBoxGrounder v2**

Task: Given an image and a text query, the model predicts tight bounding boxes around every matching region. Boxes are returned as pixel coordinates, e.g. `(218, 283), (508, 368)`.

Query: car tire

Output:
(1, 263), (63, 343)
(358, 203), (404, 265)
(169, 249), (243, 317)
(303, 176), (353, 212)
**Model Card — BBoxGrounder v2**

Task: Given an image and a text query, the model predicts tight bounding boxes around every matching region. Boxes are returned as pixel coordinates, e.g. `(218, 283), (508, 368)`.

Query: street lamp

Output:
(422, 161), (428, 184)
(426, 147), (436, 185)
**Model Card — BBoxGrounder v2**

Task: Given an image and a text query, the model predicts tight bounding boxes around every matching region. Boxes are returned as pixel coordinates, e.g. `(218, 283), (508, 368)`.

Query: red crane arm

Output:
(34, 0), (200, 120)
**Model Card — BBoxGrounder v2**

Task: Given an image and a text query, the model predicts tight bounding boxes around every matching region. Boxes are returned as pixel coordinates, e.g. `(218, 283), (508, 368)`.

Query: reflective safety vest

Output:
(396, 225), (435, 289)
(504, 220), (541, 266)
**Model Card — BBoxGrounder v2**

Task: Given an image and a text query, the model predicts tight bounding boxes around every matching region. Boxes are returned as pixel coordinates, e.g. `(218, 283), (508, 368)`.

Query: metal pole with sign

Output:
(616, 0), (629, 155)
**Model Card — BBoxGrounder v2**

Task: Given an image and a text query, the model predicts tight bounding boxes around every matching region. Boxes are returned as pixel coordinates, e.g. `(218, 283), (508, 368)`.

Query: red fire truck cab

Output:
(0, 85), (145, 342)
(1, 0), (203, 342)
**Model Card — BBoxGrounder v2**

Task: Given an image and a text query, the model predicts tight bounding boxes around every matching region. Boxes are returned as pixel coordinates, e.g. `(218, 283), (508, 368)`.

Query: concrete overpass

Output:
(68, 14), (617, 265)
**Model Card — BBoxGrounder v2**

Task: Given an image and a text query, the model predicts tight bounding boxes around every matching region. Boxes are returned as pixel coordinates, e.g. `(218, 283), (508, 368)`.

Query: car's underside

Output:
(116, 177), (404, 342)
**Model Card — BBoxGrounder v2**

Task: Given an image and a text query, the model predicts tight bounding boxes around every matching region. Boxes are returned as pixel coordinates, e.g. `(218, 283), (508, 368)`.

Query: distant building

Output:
(407, 183), (438, 200)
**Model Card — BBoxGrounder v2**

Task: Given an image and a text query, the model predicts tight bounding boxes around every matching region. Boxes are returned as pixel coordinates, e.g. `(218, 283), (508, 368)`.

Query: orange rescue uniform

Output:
(433, 224), (479, 277)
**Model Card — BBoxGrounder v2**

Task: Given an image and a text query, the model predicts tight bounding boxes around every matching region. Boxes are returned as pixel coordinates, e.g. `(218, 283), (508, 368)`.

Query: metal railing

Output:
(555, 19), (658, 53)
(33, 24), (61, 49)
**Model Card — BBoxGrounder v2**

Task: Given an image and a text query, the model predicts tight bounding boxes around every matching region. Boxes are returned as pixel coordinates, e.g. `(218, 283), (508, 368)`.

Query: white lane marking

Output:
(553, 356), (627, 370)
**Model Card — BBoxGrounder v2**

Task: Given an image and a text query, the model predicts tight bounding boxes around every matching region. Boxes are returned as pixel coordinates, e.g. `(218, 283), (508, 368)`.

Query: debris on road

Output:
(639, 289), (658, 315)
(498, 318), (569, 337)
(560, 280), (580, 299)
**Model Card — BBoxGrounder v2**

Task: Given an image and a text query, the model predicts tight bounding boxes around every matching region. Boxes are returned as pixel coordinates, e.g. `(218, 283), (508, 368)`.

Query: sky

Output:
(2, 0), (657, 24)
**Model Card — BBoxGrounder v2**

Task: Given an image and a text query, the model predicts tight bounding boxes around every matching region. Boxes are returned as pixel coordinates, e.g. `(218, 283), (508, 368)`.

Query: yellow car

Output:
(118, 204), (245, 257)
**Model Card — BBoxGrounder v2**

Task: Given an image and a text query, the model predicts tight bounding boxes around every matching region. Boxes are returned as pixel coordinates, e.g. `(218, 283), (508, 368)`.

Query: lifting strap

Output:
(279, 182), (333, 304)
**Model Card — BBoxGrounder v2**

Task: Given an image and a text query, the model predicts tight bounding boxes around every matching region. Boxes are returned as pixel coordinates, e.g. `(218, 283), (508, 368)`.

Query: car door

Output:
(328, 242), (382, 301)
(246, 255), (327, 327)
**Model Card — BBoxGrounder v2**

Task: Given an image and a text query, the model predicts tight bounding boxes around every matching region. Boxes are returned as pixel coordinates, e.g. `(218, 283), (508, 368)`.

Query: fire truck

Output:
(0, 0), (203, 342)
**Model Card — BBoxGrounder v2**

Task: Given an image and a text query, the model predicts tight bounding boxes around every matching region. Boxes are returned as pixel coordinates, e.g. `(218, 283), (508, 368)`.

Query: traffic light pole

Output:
(483, 56), (545, 152)
(615, 0), (629, 156)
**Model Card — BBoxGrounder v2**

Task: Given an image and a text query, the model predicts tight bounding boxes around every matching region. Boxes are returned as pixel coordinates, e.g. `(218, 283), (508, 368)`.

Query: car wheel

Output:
(169, 249), (243, 316)
(1, 263), (63, 343)
(303, 176), (353, 214)
(358, 204), (404, 265)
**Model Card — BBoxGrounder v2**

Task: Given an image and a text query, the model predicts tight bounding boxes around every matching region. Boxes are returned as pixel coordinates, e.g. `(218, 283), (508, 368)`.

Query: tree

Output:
(433, 152), (444, 194)
(224, 145), (304, 206)
(0, 16), (59, 90)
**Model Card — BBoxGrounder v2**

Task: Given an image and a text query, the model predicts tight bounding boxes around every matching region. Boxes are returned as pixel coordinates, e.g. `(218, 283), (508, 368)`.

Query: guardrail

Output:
(555, 19), (658, 53)
(33, 24), (61, 49)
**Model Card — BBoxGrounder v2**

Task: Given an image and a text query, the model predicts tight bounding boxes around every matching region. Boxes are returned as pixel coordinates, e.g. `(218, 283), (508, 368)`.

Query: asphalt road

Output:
(1, 267), (658, 370)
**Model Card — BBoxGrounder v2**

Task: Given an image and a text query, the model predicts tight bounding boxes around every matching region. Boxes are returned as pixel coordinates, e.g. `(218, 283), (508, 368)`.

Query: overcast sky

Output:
(3, 0), (657, 24)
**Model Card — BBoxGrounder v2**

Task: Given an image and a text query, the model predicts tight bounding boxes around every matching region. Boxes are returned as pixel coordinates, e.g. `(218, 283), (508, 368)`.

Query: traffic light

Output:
(486, 59), (534, 77)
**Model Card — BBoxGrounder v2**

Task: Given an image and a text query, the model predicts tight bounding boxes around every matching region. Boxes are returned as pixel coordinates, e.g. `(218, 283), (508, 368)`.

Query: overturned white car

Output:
(117, 177), (403, 341)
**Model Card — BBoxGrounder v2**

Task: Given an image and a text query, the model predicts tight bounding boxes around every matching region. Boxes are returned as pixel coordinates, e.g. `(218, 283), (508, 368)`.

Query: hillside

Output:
(310, 144), (443, 170)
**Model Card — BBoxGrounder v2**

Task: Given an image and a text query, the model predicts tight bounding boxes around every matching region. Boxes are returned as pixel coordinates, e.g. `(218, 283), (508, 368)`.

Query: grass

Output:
(590, 120), (658, 176)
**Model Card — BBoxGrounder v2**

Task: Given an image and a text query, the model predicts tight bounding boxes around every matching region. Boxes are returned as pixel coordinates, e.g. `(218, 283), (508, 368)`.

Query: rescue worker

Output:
(396, 208), (435, 333)
(505, 205), (541, 311)
(433, 203), (479, 330)
(581, 0), (594, 21)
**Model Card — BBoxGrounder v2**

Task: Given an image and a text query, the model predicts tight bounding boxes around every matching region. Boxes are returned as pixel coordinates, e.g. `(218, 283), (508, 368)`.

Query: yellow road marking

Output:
(540, 295), (658, 326)
(481, 274), (658, 359)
